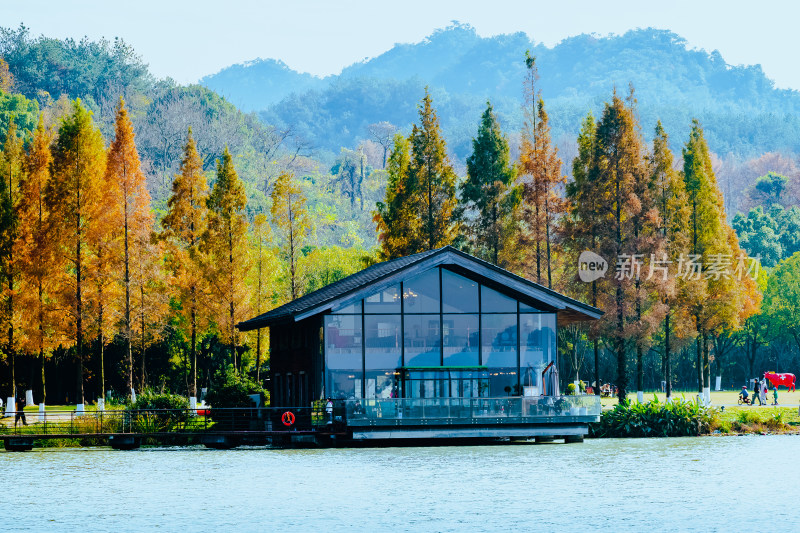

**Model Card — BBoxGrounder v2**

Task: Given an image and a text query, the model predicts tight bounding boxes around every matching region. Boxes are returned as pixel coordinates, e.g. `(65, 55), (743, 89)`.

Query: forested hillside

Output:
(203, 23), (800, 163)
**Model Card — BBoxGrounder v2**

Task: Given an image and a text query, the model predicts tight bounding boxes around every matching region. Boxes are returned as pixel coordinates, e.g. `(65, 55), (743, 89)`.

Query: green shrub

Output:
(205, 368), (267, 408)
(130, 390), (190, 411)
(589, 397), (715, 438)
(127, 390), (190, 432)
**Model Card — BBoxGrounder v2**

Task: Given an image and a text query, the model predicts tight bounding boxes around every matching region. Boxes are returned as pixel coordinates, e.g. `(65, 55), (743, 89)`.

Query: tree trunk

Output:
(702, 329), (710, 398)
(256, 328), (262, 382)
(695, 317), (703, 394)
(636, 345), (643, 397)
(140, 284), (146, 390)
(76, 203), (84, 405)
(124, 193), (133, 396)
(190, 287), (197, 397)
(665, 309), (672, 399)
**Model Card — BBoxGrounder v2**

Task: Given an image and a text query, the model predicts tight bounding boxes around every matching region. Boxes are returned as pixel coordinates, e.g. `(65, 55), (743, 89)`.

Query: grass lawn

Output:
(598, 389), (800, 408)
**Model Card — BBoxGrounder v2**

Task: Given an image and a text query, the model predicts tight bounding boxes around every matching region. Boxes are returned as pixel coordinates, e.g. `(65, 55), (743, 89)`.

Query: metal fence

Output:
(0, 407), (320, 437)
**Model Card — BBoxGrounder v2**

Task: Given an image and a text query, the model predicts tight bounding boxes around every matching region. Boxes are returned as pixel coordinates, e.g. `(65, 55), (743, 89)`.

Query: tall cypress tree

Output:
(0, 117), (24, 400)
(204, 147), (249, 370)
(462, 101), (519, 267)
(563, 112), (603, 395)
(650, 121), (691, 401)
(592, 92), (648, 404)
(106, 97), (152, 394)
(682, 120), (760, 399)
(161, 128), (208, 397)
(409, 89), (458, 251)
(18, 117), (56, 402)
(47, 99), (107, 405)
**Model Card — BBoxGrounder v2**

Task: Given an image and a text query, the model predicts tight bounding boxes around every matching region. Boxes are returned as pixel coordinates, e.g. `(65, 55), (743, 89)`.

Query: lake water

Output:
(2, 436), (798, 532)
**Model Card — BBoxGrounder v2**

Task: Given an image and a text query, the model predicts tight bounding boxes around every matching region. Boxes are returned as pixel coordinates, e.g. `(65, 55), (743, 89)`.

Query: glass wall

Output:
(324, 268), (557, 400)
(481, 313), (518, 396)
(443, 314), (479, 366)
(324, 314), (362, 400)
(520, 313), (556, 395)
(365, 314), (401, 399)
(403, 314), (440, 366)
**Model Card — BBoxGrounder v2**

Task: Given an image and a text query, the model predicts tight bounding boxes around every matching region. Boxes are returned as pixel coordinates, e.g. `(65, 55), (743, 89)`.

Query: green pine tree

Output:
(462, 101), (519, 267)
(409, 89), (459, 251)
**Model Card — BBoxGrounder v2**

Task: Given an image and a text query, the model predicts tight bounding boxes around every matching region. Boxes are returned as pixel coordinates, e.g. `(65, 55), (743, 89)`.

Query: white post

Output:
(75, 403), (85, 415)
(39, 403), (45, 423)
(97, 398), (105, 411)
(130, 388), (136, 404)
(715, 376), (722, 391)
(637, 390), (644, 403)
(5, 397), (14, 417)
(25, 389), (34, 407)
(189, 396), (197, 416)
(703, 386), (711, 405)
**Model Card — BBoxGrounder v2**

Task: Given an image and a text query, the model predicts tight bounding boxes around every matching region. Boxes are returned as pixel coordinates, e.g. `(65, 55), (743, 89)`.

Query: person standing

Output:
(773, 386), (779, 406)
(761, 381), (768, 406)
(752, 378), (762, 405)
(14, 397), (27, 427)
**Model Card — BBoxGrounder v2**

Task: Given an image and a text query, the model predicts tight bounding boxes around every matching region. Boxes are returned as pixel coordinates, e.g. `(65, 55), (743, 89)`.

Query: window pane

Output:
(365, 370), (400, 399)
(481, 285), (516, 312)
(488, 368), (519, 397)
(403, 314), (440, 366)
(482, 314), (517, 367)
(324, 314), (363, 400)
(519, 301), (543, 312)
(442, 270), (478, 313)
(364, 284), (401, 313)
(403, 269), (440, 313)
(365, 315), (402, 369)
(443, 314), (479, 366)
(520, 313), (556, 394)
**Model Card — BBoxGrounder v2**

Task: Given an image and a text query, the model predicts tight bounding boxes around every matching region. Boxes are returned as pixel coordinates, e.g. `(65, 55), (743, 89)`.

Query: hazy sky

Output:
(3, 0), (798, 89)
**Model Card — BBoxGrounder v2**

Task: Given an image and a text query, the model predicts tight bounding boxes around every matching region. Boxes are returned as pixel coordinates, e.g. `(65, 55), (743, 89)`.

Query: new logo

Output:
(578, 251), (607, 282)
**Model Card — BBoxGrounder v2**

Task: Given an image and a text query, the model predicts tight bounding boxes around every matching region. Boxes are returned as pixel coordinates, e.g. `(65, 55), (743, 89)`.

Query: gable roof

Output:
(237, 246), (602, 331)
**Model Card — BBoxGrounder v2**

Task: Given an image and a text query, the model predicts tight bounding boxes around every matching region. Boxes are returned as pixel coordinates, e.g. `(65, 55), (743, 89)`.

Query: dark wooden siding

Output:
(268, 316), (322, 408)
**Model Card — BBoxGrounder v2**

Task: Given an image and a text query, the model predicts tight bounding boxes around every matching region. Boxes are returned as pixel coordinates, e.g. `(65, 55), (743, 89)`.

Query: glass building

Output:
(238, 247), (602, 441)
(324, 267), (556, 402)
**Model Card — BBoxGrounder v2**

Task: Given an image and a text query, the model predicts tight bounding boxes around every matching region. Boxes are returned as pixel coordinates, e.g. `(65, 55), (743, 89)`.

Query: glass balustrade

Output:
(343, 395), (601, 423)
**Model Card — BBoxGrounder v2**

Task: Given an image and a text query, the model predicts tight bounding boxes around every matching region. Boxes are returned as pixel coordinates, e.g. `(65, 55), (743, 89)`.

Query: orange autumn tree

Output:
(17, 118), (59, 402)
(517, 53), (566, 288)
(0, 117), (25, 398)
(203, 147), (251, 370)
(46, 99), (107, 405)
(87, 140), (122, 400)
(106, 97), (153, 394)
(161, 128), (209, 397)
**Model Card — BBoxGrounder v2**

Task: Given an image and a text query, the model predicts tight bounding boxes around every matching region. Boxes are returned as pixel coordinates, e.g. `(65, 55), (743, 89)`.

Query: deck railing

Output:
(0, 407), (322, 437)
(343, 395), (601, 423)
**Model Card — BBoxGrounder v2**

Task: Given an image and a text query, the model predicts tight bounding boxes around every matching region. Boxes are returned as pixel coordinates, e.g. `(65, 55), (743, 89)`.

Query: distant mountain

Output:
(200, 58), (328, 112)
(203, 23), (800, 161)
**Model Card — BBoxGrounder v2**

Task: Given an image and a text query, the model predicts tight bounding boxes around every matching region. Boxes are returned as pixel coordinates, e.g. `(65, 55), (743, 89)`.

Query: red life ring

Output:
(281, 411), (295, 426)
